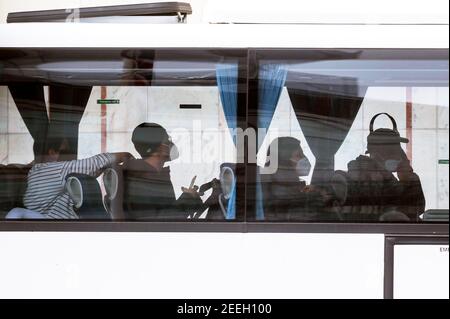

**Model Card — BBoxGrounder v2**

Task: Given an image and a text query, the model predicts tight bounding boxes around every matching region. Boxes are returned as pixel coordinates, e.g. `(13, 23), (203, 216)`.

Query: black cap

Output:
(132, 123), (169, 157)
(367, 113), (409, 153)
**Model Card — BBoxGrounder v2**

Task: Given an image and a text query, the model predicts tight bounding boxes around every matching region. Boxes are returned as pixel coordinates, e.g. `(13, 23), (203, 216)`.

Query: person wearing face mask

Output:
(122, 123), (203, 220)
(343, 113), (425, 222)
(260, 137), (324, 221)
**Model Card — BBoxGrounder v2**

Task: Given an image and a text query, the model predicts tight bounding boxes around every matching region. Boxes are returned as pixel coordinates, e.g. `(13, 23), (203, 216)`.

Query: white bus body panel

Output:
(0, 232), (384, 299)
(204, 0), (449, 25)
(0, 24), (448, 48)
(394, 245), (449, 299)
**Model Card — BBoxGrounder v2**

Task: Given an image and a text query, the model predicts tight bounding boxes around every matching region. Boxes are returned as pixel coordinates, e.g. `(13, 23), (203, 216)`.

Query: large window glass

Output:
(1, 48), (448, 225)
(0, 49), (247, 221)
(250, 49), (449, 223)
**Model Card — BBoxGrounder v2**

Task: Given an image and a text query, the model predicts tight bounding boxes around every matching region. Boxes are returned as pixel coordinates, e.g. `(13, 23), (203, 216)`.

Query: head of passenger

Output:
(132, 123), (179, 171)
(267, 137), (311, 177)
(366, 113), (410, 173)
(38, 138), (71, 163)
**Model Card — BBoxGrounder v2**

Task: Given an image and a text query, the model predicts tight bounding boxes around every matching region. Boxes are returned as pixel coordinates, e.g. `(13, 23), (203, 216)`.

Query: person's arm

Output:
(111, 152), (135, 164)
(63, 152), (134, 177)
(391, 155), (426, 221)
(397, 168), (426, 221)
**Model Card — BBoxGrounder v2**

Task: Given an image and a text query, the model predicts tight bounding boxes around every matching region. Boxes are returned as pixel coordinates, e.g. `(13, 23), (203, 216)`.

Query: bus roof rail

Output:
(7, 2), (192, 24)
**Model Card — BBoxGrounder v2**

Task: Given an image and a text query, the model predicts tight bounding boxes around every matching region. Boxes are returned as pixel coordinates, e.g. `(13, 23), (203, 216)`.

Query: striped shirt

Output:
(23, 153), (115, 219)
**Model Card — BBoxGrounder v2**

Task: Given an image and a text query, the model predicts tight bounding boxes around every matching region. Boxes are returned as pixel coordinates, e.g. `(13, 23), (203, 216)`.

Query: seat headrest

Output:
(103, 168), (119, 200)
(66, 176), (83, 209)
(220, 165), (235, 200)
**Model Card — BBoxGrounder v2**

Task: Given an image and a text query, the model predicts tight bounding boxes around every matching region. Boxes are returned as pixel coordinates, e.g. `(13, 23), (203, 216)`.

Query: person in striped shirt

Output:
(19, 138), (133, 219)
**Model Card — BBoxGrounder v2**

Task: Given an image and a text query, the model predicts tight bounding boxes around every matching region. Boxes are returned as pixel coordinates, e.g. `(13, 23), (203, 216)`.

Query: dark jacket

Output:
(122, 159), (200, 220)
(261, 168), (324, 221)
(342, 155), (425, 221)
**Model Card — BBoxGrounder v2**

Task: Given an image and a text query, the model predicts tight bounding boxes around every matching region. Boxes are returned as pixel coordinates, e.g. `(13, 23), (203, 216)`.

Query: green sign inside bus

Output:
(97, 99), (120, 105)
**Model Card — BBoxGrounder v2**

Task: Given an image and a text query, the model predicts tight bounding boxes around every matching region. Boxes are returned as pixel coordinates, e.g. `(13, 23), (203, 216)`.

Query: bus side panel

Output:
(0, 232), (384, 299)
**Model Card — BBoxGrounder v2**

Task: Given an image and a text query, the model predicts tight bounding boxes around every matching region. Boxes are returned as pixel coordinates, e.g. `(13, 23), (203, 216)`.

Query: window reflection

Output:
(255, 50), (449, 223)
(0, 49), (243, 221)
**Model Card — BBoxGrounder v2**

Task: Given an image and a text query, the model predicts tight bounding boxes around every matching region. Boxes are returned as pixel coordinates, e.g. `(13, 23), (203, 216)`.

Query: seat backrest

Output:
(0, 164), (31, 219)
(65, 173), (111, 220)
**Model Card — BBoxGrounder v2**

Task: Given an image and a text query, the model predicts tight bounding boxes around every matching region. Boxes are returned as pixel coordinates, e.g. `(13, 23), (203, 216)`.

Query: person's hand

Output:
(179, 185), (204, 215)
(181, 185), (201, 199)
(396, 158), (415, 181)
(302, 185), (317, 193)
(303, 185), (333, 203)
(113, 152), (134, 163)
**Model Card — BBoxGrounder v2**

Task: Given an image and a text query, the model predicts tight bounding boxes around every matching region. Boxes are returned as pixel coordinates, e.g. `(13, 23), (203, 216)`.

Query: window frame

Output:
(384, 235), (450, 299)
(246, 48), (449, 227)
(0, 47), (448, 234)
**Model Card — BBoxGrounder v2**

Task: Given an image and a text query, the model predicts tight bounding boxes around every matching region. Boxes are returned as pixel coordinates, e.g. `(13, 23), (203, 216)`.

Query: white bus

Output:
(0, 1), (448, 299)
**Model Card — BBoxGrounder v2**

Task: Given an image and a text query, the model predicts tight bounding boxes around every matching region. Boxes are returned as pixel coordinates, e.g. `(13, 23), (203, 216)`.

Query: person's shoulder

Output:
(122, 158), (148, 171)
(31, 161), (64, 171)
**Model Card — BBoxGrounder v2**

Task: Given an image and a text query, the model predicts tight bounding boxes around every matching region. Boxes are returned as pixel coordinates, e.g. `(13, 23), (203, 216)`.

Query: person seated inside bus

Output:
(260, 137), (327, 221)
(122, 123), (203, 220)
(7, 138), (133, 220)
(335, 113), (425, 222)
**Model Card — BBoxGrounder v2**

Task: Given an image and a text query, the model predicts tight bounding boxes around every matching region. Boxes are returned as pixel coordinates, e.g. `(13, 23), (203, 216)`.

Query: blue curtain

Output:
(216, 63), (239, 220)
(216, 63), (238, 144)
(226, 184), (237, 220)
(256, 64), (288, 220)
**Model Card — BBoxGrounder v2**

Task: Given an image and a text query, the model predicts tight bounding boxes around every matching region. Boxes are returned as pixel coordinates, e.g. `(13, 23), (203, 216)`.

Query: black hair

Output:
(267, 137), (302, 167)
(45, 138), (64, 153)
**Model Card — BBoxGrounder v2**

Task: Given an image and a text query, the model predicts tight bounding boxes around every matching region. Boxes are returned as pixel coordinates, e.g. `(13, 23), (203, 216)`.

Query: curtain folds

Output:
(8, 84), (92, 162)
(48, 85), (92, 161)
(256, 64), (288, 220)
(8, 84), (49, 161)
(216, 63), (239, 220)
(216, 63), (238, 144)
(288, 81), (368, 184)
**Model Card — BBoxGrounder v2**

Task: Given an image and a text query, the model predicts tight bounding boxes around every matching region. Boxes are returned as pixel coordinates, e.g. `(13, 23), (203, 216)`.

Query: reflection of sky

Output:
(36, 61), (123, 72)
(33, 60), (219, 73)
(261, 60), (449, 87)
(21, 60), (222, 83)
(258, 59), (449, 101)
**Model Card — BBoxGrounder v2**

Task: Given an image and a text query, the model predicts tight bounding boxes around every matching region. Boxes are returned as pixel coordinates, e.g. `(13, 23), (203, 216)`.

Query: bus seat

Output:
(330, 169), (417, 222)
(65, 173), (111, 220)
(102, 166), (125, 220)
(329, 171), (349, 221)
(0, 164), (31, 219)
(329, 170), (385, 221)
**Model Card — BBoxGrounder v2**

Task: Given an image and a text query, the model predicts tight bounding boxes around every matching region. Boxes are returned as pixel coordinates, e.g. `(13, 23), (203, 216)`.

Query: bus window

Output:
(251, 49), (449, 223)
(0, 49), (246, 221)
